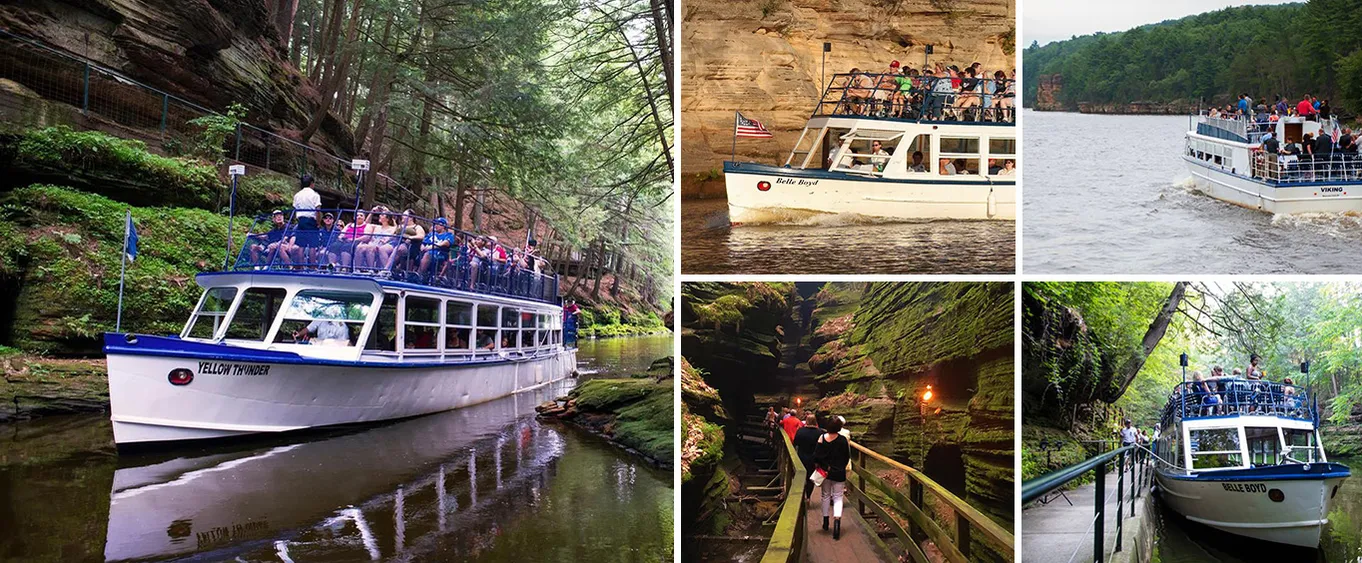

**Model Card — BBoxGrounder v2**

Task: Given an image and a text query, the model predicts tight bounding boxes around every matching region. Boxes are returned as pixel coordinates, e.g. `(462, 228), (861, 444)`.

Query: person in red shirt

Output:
(1298, 94), (1317, 120)
(782, 409), (804, 440)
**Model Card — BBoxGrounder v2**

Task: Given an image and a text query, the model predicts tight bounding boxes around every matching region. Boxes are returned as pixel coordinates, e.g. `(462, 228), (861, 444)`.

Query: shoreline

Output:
(536, 377), (674, 469)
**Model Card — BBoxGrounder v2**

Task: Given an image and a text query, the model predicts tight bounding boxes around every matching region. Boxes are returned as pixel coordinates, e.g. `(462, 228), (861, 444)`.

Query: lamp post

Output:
(821, 42), (831, 90)
(920, 384), (933, 465)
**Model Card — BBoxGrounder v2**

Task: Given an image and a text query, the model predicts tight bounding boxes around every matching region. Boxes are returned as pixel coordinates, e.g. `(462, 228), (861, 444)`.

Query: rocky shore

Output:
(536, 371), (675, 468)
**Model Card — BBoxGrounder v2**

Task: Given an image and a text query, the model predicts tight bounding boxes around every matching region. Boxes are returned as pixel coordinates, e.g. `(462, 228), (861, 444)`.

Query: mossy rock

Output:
(568, 378), (673, 464)
(1, 184), (249, 355)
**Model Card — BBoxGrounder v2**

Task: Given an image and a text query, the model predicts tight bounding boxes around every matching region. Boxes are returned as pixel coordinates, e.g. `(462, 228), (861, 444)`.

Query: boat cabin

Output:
(1157, 378), (1326, 473)
(180, 274), (564, 364)
(783, 117), (1017, 179)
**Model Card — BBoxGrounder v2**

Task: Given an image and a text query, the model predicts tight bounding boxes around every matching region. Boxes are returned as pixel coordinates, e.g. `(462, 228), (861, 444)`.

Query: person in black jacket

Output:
(813, 415), (852, 540)
(792, 414), (823, 499)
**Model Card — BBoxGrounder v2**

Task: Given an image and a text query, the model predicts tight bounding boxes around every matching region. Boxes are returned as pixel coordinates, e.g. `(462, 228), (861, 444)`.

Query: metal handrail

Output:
(814, 72), (1017, 123)
(760, 428), (806, 563)
(1160, 379), (1315, 424)
(1021, 444), (1153, 563)
(232, 207), (560, 305)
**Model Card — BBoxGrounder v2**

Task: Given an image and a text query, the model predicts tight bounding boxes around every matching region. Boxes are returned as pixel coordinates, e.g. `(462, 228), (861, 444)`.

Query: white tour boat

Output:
(1185, 111), (1362, 213)
(724, 72), (1017, 224)
(104, 209), (577, 446)
(1153, 361), (1349, 547)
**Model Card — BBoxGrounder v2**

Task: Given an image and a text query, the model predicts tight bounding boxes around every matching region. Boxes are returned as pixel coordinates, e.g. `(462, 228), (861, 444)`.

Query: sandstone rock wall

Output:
(1033, 73), (1065, 111)
(680, 0), (1014, 195)
(0, 0), (353, 155)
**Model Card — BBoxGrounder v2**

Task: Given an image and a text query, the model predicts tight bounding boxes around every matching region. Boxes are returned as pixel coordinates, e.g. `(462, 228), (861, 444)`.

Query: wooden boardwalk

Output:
(802, 498), (894, 563)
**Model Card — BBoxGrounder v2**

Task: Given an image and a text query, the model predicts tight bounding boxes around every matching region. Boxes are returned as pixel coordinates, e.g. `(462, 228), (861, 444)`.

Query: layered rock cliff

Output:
(804, 282), (1014, 528)
(680, 0), (1015, 197)
(0, 0), (353, 155)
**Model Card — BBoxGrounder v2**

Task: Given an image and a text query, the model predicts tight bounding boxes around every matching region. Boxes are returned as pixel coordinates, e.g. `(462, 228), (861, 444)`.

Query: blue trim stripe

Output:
(1162, 463), (1351, 482)
(723, 161), (1017, 186)
(103, 333), (558, 369)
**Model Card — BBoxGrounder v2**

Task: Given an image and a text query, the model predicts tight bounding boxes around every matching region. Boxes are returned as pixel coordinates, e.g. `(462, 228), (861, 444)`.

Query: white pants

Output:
(821, 479), (845, 518)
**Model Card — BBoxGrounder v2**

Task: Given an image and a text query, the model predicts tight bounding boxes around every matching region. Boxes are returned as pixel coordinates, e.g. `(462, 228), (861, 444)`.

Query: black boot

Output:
(833, 519), (841, 540)
(822, 516), (829, 530)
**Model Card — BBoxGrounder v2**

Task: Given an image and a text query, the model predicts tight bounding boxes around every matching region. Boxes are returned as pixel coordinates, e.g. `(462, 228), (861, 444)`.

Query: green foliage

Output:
(187, 103), (247, 165)
(692, 294), (750, 332)
(1023, 2), (1362, 114)
(8, 126), (221, 209)
(0, 184), (248, 355)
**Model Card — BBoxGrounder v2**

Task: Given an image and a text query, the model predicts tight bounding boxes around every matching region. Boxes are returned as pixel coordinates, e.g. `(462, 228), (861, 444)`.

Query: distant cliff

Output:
(680, 0), (1014, 198)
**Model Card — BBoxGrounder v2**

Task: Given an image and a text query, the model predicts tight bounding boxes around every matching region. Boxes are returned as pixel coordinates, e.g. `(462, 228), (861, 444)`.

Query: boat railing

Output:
(1021, 444), (1151, 563)
(1161, 379), (1315, 423)
(813, 73), (1016, 124)
(231, 208), (561, 305)
(1245, 151), (1362, 184)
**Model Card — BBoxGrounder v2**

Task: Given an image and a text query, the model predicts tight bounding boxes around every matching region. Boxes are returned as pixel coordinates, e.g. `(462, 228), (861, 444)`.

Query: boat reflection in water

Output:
(102, 378), (666, 562)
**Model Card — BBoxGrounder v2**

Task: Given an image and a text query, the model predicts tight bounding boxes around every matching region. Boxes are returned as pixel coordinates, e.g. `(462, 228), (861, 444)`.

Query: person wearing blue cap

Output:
(418, 217), (454, 280)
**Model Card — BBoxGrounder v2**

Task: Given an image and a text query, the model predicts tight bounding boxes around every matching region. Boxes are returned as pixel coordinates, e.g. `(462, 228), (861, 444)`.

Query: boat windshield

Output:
(183, 287), (237, 339)
(1189, 427), (1242, 470)
(1283, 428), (1323, 463)
(273, 290), (375, 347)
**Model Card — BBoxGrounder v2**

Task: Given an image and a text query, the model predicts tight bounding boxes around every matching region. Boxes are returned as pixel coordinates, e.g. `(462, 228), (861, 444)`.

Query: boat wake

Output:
(1270, 210), (1362, 237)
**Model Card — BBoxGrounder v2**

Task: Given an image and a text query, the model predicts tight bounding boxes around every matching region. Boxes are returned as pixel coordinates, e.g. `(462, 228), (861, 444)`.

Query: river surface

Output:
(0, 334), (674, 563)
(1153, 456), (1362, 561)
(681, 198), (1015, 274)
(1022, 109), (1362, 274)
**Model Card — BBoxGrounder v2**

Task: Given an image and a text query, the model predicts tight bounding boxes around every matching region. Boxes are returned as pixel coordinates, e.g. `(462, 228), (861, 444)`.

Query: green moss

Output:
(7, 126), (220, 209)
(2, 184), (249, 355)
(569, 378), (673, 464)
(575, 304), (667, 338)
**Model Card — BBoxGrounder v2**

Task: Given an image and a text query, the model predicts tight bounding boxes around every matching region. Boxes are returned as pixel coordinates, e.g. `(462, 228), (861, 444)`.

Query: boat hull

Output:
(1184, 156), (1362, 214)
(723, 165), (1016, 224)
(1155, 465), (1348, 547)
(107, 346), (577, 445)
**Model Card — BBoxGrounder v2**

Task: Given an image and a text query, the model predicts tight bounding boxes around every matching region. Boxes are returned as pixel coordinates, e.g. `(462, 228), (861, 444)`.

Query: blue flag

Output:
(125, 213), (139, 263)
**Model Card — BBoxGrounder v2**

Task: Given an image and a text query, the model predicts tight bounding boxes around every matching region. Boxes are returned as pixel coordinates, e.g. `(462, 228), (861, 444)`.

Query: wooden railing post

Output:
(957, 512), (972, 559)
(909, 475), (923, 541)
(857, 449), (866, 516)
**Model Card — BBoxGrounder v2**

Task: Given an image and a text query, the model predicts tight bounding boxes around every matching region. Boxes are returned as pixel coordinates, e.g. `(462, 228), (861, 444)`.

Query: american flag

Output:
(735, 112), (773, 138)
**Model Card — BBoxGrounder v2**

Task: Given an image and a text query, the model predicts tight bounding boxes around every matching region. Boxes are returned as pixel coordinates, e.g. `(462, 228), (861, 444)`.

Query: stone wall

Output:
(680, 0), (1015, 197)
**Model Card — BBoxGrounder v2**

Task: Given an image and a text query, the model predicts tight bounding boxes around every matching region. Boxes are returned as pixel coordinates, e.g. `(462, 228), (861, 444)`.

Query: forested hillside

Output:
(1023, 0), (1362, 114)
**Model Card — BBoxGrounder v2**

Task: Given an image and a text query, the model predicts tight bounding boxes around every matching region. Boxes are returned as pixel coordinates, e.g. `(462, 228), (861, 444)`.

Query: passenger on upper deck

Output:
(418, 217), (454, 279)
(248, 210), (293, 266)
(386, 210), (426, 274)
(1298, 94), (1317, 121)
(363, 206), (399, 270)
(293, 175), (322, 265)
(336, 210), (372, 271)
(1245, 354), (1265, 381)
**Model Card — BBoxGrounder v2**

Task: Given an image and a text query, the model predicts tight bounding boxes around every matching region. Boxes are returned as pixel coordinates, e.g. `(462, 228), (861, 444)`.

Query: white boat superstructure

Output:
(105, 209), (578, 447)
(1184, 112), (1362, 213)
(1153, 370), (1349, 547)
(724, 73), (1017, 224)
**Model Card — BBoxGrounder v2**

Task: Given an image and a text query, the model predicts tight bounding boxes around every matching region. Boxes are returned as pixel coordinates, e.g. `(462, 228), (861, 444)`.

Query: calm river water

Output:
(681, 198), (1015, 274)
(1153, 456), (1362, 561)
(1023, 109), (1362, 274)
(0, 334), (674, 563)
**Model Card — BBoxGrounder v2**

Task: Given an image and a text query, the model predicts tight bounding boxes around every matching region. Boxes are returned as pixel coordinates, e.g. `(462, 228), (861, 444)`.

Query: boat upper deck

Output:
(813, 72), (1016, 125)
(1161, 377), (1316, 425)
(232, 207), (559, 305)
(1188, 111), (1362, 185)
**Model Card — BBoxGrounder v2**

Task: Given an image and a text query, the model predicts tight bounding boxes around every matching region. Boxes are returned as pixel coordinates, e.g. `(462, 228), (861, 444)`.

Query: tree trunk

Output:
(473, 189), (485, 232)
(301, 0), (366, 143)
(1109, 281), (1187, 401)
(612, 11), (673, 178)
(274, 0), (300, 49)
(310, 0), (341, 83)
(352, 13), (395, 153)
(590, 239), (606, 300)
(409, 94), (435, 196)
(649, 0), (673, 99)
(452, 165), (469, 231)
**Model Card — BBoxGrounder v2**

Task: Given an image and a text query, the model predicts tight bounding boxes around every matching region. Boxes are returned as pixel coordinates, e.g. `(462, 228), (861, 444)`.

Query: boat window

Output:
(988, 138), (1016, 156)
(404, 297), (441, 351)
(366, 294), (399, 352)
(1246, 427), (1282, 466)
(474, 304), (499, 353)
(1283, 429), (1321, 463)
(502, 308), (520, 329)
(822, 128), (850, 169)
(185, 287), (238, 339)
(445, 301), (474, 352)
(447, 301), (473, 326)
(274, 290), (374, 347)
(940, 137), (979, 154)
(1189, 428), (1242, 470)
(224, 287), (287, 341)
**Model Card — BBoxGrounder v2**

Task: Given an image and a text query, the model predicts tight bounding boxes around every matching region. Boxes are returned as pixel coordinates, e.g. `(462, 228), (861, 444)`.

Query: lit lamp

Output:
(922, 385), (933, 403)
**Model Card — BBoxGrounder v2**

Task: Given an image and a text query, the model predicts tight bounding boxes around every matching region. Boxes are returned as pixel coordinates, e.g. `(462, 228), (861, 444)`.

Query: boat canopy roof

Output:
(231, 207), (559, 305)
